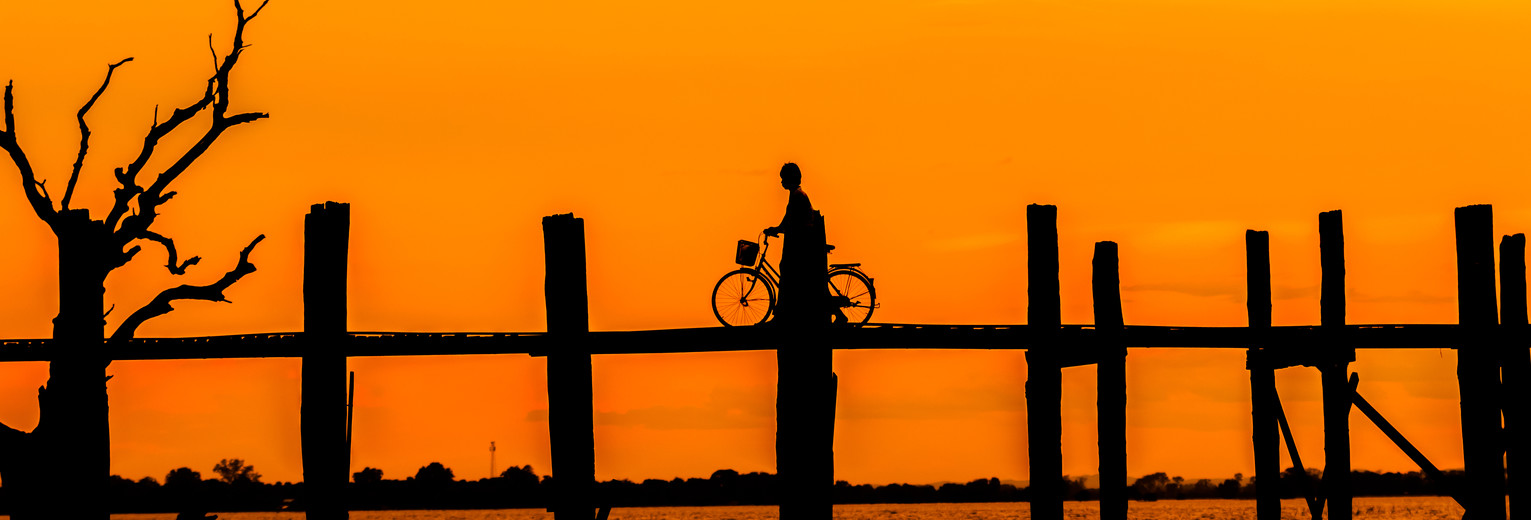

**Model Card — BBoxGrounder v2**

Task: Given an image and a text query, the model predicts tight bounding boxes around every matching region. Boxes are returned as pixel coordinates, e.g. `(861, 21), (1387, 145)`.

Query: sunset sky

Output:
(3, 0), (1531, 487)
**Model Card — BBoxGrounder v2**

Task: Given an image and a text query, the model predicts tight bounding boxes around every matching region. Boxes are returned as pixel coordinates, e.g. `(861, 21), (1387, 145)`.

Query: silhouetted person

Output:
(763, 163), (846, 325)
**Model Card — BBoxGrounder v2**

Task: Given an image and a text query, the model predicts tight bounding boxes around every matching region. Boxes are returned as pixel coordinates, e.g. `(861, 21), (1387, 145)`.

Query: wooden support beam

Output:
(1349, 373), (1462, 507)
(1457, 205), (1507, 520)
(1093, 241), (1126, 520)
(1274, 390), (1325, 520)
(1503, 233), (1530, 519)
(543, 213), (596, 520)
(1026, 204), (1063, 520)
(777, 210), (835, 520)
(302, 201), (350, 520)
(1318, 210), (1353, 520)
(1245, 230), (1280, 520)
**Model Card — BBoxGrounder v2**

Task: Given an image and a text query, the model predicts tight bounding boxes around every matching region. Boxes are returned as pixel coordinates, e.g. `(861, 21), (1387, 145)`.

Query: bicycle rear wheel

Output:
(713, 268), (776, 326)
(828, 268), (876, 326)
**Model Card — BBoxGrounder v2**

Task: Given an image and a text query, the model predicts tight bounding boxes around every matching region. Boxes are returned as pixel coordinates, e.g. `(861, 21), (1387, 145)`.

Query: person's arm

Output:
(765, 212), (788, 237)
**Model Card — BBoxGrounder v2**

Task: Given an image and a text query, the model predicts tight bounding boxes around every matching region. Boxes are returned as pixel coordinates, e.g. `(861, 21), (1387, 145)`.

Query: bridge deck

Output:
(0, 323), (1474, 362)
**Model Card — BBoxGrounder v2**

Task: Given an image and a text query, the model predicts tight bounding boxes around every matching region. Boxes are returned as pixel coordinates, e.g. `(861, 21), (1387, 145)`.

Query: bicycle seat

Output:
(830, 263), (861, 268)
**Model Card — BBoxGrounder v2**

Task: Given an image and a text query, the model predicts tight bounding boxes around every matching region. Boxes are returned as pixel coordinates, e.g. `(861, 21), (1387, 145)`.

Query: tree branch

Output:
(108, 244), (142, 273)
(111, 234), (263, 341)
(111, 0), (270, 240)
(62, 57), (133, 212)
(2, 81), (58, 226)
(138, 230), (201, 275)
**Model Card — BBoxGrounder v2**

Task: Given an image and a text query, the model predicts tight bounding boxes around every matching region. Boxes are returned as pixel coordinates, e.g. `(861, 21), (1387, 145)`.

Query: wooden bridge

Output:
(2, 202), (1527, 520)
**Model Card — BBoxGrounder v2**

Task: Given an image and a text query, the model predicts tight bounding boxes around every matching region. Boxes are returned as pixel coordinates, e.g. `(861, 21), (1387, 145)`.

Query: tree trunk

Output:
(2, 210), (112, 520)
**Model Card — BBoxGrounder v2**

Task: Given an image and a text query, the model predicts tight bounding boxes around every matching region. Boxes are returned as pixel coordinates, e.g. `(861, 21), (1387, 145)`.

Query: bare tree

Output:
(0, 2), (271, 518)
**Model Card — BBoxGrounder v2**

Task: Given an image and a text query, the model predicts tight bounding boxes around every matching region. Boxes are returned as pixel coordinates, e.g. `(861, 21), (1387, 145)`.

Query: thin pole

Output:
(1274, 391), (1325, 520)
(1502, 233), (1530, 519)
(346, 370), (355, 474)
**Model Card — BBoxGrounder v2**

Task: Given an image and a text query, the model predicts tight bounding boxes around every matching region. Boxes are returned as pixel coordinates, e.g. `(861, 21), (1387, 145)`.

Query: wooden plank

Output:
(1456, 205), (1507, 520)
(543, 213), (596, 520)
(302, 201), (350, 520)
(1026, 204), (1063, 520)
(1319, 210), (1353, 520)
(1245, 230), (1280, 520)
(1502, 233), (1530, 519)
(1093, 241), (1126, 520)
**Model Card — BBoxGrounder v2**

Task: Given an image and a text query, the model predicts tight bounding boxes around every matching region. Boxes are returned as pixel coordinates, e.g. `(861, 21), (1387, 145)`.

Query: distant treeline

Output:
(836, 468), (1464, 504)
(0, 461), (1467, 514)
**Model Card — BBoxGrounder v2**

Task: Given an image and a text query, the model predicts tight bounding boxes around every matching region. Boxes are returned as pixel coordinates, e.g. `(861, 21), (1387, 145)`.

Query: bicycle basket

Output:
(735, 240), (760, 266)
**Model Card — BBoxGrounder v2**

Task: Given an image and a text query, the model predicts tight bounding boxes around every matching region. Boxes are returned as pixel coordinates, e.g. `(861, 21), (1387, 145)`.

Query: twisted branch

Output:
(2, 81), (57, 227)
(108, 0), (271, 236)
(111, 234), (264, 341)
(139, 230), (201, 274)
(62, 57), (133, 211)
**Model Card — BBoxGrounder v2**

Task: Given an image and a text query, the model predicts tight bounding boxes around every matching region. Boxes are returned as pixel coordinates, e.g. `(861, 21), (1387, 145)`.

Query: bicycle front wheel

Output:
(828, 268), (876, 326)
(713, 268), (776, 326)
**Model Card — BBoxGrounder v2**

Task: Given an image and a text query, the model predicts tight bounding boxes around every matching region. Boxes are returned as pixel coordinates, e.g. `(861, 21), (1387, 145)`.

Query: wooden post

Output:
(1318, 210), (1353, 520)
(778, 211), (834, 520)
(1245, 230), (1279, 520)
(1093, 241), (1126, 520)
(1503, 233), (1530, 519)
(543, 213), (596, 520)
(1456, 205), (1507, 520)
(303, 201), (350, 520)
(1026, 204), (1062, 520)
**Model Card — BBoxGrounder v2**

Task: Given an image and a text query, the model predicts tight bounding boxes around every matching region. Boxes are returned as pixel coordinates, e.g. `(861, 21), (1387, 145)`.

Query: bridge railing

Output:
(2, 202), (1526, 520)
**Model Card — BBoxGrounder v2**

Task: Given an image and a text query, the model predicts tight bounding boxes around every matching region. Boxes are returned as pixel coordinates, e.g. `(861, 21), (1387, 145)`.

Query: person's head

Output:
(779, 162), (802, 190)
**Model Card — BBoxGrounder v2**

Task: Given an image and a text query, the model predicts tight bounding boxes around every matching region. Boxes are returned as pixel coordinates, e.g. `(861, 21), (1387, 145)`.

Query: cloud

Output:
(1125, 281), (1240, 299)
(1350, 289), (1452, 304)
(594, 403), (773, 431)
(1273, 284), (1317, 300)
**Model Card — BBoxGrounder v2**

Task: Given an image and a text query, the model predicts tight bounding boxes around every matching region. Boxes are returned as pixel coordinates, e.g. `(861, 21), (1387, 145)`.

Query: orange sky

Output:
(2, 0), (1530, 486)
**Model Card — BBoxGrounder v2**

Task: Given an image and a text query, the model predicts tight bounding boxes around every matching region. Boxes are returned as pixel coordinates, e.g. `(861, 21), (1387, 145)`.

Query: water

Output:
(11, 497), (1469, 520)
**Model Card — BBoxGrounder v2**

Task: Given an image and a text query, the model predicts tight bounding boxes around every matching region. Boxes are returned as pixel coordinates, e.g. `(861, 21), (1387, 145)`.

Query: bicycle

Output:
(711, 234), (877, 327)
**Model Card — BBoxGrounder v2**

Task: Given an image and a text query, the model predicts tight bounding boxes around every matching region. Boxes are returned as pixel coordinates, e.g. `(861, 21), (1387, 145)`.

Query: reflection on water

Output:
(6, 496), (1468, 520)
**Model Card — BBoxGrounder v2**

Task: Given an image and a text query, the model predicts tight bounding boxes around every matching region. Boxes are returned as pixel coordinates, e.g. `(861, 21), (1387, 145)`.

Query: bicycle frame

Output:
(753, 235), (782, 288)
(757, 235), (866, 301)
